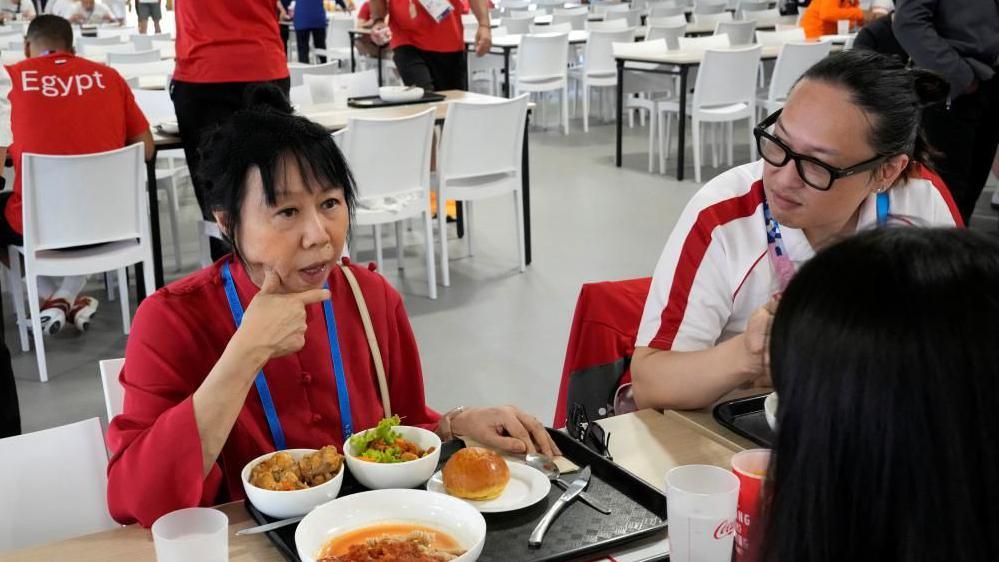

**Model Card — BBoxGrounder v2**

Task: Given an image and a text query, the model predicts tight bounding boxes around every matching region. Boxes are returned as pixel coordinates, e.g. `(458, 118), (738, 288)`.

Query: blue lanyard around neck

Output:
(220, 261), (353, 450)
(763, 191), (889, 290)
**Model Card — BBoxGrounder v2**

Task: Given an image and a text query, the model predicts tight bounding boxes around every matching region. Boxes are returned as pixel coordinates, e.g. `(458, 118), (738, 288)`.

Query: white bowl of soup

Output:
(295, 489), (487, 562)
(344, 423), (442, 490)
(241, 447), (345, 519)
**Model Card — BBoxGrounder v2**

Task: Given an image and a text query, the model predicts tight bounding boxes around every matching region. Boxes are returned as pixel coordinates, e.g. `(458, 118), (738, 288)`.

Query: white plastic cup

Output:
(666, 464), (740, 562)
(152, 507), (229, 562)
(837, 19), (850, 35)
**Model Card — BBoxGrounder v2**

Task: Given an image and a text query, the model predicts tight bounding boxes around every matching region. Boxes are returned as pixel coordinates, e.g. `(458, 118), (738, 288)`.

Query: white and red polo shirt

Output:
(636, 159), (962, 352)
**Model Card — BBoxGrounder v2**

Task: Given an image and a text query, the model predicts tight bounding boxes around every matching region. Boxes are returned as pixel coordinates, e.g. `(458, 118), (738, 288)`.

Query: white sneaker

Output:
(69, 296), (99, 332)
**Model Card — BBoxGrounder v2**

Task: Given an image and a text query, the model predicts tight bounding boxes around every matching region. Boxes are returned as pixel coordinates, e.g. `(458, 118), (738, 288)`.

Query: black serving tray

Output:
(347, 92), (447, 108)
(712, 393), (775, 448)
(246, 428), (668, 562)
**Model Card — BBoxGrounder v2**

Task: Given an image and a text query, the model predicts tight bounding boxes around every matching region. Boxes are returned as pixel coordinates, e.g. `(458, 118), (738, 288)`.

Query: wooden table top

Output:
(1, 393), (764, 561)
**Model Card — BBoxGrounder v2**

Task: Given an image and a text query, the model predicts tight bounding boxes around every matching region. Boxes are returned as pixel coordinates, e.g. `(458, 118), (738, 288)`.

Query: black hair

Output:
(755, 228), (999, 562)
(25, 15), (73, 51)
(197, 83), (356, 260)
(795, 49), (949, 179)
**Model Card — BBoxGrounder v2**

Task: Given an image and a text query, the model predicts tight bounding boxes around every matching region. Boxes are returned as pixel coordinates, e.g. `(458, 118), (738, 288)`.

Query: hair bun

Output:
(242, 82), (294, 115)
(910, 68), (949, 109)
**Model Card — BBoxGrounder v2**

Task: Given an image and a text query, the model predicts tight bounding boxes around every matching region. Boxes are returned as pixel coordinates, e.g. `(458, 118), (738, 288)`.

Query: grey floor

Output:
(10, 109), (999, 435)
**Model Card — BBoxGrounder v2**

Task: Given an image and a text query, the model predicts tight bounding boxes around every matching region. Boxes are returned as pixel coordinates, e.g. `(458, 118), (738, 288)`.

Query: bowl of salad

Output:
(344, 416), (442, 490)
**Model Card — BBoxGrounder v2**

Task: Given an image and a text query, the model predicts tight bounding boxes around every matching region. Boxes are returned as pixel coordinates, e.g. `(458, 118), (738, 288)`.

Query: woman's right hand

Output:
(232, 268), (330, 367)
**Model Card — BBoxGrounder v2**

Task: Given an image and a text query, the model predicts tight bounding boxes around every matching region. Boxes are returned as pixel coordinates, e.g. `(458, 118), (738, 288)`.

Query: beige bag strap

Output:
(339, 264), (393, 417)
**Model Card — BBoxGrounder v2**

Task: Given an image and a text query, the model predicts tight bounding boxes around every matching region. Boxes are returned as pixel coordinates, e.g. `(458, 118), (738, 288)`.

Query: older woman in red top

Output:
(106, 86), (558, 527)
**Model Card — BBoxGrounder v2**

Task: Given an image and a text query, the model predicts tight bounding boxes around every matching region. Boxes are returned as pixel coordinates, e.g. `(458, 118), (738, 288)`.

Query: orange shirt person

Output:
(800, 0), (865, 39)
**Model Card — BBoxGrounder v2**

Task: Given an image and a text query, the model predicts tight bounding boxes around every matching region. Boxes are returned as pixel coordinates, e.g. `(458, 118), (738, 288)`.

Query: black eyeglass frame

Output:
(753, 109), (890, 191)
(567, 402), (614, 461)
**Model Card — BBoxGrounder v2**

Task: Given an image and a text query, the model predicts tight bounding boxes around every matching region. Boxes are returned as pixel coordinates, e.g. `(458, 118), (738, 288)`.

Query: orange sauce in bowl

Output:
(320, 523), (462, 556)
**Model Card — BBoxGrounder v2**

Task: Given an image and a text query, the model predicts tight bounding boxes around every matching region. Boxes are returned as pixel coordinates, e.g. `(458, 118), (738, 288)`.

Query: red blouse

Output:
(106, 257), (440, 527)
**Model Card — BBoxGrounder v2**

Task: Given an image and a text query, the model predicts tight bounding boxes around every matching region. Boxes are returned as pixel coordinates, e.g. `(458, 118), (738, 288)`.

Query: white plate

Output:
(378, 86), (424, 102)
(294, 489), (486, 562)
(426, 460), (551, 513)
(156, 119), (179, 135)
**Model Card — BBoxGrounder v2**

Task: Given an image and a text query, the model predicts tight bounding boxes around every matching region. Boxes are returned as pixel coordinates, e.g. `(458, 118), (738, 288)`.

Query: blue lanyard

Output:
(763, 191), (889, 290)
(220, 261), (353, 450)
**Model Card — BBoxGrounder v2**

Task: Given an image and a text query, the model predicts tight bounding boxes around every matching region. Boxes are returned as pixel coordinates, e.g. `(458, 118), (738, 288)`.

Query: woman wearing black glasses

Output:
(630, 50), (962, 411)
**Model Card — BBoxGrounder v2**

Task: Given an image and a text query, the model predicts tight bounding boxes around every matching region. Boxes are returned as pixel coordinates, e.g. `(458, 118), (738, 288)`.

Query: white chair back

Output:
(289, 84), (312, 105)
(2, 39), (23, 51)
(646, 22), (686, 50)
(589, 17), (629, 30)
(553, 5), (587, 15)
(552, 11), (588, 29)
(735, 0), (768, 17)
(742, 8), (780, 24)
(304, 69), (379, 104)
(503, 16), (533, 34)
(438, 94), (529, 184)
(98, 358), (125, 421)
(648, 14), (687, 26)
(288, 61), (339, 87)
(755, 26), (806, 46)
(530, 22), (572, 33)
(693, 45), (761, 107)
(343, 108), (435, 200)
(598, 2), (632, 14)
(649, 2), (685, 17)
(693, 0), (727, 14)
(678, 32), (730, 50)
(767, 40), (832, 104)
(516, 32), (570, 83)
(585, 28), (636, 75)
(111, 59), (175, 80)
(502, 0), (532, 10)
(0, 418), (118, 553)
(612, 37), (667, 59)
(107, 49), (160, 64)
(692, 11), (732, 25)
(602, 8), (642, 26)
(508, 8), (541, 18)
(21, 144), (146, 251)
(129, 32), (172, 51)
(461, 13), (479, 25)
(327, 15), (355, 49)
(76, 35), (124, 46)
(131, 88), (176, 122)
(80, 42), (135, 58)
(331, 128), (347, 150)
(715, 20), (756, 45)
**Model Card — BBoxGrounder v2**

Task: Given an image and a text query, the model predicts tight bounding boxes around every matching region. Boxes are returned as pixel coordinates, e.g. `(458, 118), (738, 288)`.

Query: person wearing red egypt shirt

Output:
(368, 0), (491, 91)
(170, 0), (289, 262)
(0, 15), (153, 336)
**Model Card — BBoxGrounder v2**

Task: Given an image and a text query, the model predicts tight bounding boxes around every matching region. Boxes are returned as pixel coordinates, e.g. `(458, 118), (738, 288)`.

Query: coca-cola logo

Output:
(714, 519), (737, 539)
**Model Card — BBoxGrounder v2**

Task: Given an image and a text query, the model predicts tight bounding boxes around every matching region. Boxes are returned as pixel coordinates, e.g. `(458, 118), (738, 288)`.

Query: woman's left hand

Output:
(453, 405), (561, 458)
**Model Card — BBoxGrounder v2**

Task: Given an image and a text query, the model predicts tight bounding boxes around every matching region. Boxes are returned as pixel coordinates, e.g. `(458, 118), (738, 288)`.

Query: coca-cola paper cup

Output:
(665, 464), (739, 562)
(730, 449), (771, 561)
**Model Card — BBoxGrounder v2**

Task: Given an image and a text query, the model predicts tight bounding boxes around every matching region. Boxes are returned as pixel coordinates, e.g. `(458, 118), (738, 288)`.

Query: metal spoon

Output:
(235, 515), (304, 535)
(524, 453), (612, 515)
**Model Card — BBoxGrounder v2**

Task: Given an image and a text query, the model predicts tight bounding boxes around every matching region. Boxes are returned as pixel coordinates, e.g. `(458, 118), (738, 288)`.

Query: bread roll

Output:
(442, 447), (510, 500)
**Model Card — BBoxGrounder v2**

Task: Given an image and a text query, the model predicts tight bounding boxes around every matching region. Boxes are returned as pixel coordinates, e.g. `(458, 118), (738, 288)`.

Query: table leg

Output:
(349, 31), (357, 72)
(141, 155), (164, 301)
(503, 48), (511, 98)
(377, 44), (384, 86)
(456, 202), (465, 238)
(676, 66), (688, 181)
(615, 58), (624, 167)
(522, 112), (532, 265)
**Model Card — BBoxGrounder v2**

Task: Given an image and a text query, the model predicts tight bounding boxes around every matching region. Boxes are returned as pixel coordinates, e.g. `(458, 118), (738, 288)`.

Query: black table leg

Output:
(141, 155), (163, 301)
(377, 44), (384, 86)
(456, 202), (465, 238)
(503, 48), (511, 98)
(615, 58), (624, 167)
(349, 31), (357, 72)
(676, 66), (689, 181)
(522, 112), (532, 265)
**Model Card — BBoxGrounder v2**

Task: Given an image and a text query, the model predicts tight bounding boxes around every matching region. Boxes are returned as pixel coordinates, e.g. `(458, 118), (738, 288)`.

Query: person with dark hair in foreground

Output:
(754, 227), (999, 562)
(631, 50), (962, 412)
(105, 85), (559, 527)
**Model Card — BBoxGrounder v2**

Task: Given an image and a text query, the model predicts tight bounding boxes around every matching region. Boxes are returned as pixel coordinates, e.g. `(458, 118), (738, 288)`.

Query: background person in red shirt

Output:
(0, 15), (153, 334)
(368, 0), (491, 91)
(170, 0), (290, 260)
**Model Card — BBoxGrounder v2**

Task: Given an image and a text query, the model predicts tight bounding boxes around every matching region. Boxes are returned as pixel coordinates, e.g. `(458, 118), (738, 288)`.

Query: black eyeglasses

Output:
(567, 403), (613, 461)
(753, 109), (889, 191)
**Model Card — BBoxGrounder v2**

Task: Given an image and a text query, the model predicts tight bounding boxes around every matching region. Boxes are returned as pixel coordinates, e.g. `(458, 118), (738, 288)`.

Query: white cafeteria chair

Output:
(742, 8), (780, 25)
(151, 39), (176, 59)
(436, 95), (529, 287)
(76, 35), (125, 47)
(735, 0), (769, 18)
(552, 11), (588, 29)
(530, 21), (573, 33)
(303, 69), (379, 104)
(594, 2), (631, 16)
(341, 108), (438, 299)
(112, 59), (176, 80)
(130, 32), (172, 51)
(677, 32), (730, 50)
(611, 38), (679, 173)
(602, 8), (643, 27)
(467, 27), (508, 96)
(588, 18), (629, 31)
(5, 144), (156, 382)
(514, 32), (570, 135)
(553, 6), (588, 16)
(313, 15), (355, 67)
(648, 2), (686, 17)
(288, 61), (340, 88)
(755, 26), (806, 46)
(692, 0), (728, 14)
(692, 11), (733, 26)
(646, 21), (687, 50)
(571, 27), (636, 131)
(107, 49), (160, 64)
(80, 42), (136, 62)
(715, 20), (756, 45)
(655, 45), (762, 182)
(0, 418), (119, 553)
(757, 40), (832, 115)
(131, 89), (189, 272)
(98, 357), (126, 421)
(503, 15), (533, 34)
(290, 83), (313, 105)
